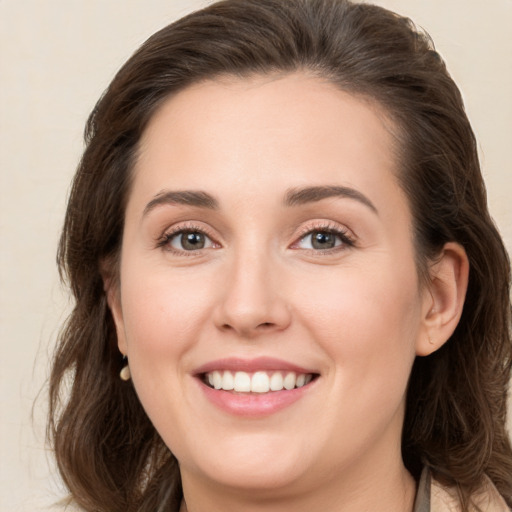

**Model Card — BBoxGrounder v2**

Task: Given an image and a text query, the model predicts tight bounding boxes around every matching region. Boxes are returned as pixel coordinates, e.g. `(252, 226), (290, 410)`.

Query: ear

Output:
(416, 242), (469, 357)
(101, 259), (128, 356)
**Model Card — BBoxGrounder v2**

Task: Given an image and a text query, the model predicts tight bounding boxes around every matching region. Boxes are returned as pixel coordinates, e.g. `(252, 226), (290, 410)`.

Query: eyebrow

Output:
(143, 184), (377, 216)
(143, 190), (219, 215)
(284, 185), (378, 214)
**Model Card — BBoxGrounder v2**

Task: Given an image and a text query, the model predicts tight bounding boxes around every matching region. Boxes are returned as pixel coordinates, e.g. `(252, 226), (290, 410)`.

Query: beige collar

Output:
(414, 467), (509, 512)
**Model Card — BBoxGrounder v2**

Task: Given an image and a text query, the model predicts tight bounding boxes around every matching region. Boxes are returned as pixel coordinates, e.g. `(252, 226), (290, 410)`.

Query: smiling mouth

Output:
(202, 370), (318, 393)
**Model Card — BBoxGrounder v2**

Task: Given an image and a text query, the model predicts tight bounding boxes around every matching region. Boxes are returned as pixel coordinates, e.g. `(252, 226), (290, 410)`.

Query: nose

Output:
(213, 250), (292, 338)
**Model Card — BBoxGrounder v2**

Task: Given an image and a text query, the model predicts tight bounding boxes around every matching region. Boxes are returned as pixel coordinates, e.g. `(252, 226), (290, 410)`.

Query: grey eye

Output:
(298, 230), (342, 250)
(170, 231), (213, 251)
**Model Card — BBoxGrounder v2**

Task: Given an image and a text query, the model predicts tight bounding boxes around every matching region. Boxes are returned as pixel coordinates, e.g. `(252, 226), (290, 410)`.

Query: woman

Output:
(48, 0), (512, 510)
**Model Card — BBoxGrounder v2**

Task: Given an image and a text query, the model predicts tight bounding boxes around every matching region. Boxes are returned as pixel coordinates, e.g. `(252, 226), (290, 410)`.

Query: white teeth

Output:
(221, 371), (234, 391)
(269, 372), (284, 391)
(283, 372), (296, 390)
(205, 370), (314, 393)
(251, 372), (270, 393)
(234, 371), (251, 392)
(212, 370), (222, 390)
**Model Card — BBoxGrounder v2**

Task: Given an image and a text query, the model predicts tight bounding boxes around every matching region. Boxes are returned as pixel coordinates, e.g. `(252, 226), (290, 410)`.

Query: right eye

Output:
(165, 230), (215, 252)
(168, 231), (213, 251)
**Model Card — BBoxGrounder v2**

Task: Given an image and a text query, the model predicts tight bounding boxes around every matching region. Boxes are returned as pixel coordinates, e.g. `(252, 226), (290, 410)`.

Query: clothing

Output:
(413, 467), (510, 512)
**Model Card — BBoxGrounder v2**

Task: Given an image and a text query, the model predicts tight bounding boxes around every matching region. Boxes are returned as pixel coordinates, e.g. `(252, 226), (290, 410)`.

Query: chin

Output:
(203, 461), (306, 494)
(180, 433), (310, 493)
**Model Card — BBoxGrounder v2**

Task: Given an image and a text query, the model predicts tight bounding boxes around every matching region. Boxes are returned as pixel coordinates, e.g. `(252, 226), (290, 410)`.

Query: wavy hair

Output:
(49, 0), (512, 510)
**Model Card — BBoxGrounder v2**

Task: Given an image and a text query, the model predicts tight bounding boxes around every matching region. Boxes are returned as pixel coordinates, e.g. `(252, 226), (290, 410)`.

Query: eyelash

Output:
(156, 221), (355, 256)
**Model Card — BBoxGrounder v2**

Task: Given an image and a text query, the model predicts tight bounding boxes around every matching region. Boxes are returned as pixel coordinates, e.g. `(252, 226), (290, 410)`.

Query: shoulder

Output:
(431, 473), (510, 512)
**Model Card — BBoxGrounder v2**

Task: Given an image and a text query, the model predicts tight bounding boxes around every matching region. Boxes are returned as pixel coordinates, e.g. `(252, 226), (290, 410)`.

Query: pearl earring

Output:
(120, 356), (131, 381)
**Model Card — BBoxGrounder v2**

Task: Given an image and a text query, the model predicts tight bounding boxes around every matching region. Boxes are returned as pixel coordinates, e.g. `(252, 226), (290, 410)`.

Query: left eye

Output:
(296, 230), (345, 250)
(168, 231), (215, 251)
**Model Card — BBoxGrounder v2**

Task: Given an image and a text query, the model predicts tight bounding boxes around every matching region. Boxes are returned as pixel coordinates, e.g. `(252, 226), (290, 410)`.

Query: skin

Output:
(107, 73), (468, 511)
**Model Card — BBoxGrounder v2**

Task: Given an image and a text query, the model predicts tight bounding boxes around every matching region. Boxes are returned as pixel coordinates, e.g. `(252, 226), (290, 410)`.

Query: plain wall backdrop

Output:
(1, 1), (510, 510)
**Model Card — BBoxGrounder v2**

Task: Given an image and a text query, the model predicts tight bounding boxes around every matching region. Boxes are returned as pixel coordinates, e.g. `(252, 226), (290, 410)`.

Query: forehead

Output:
(139, 73), (398, 155)
(131, 72), (406, 219)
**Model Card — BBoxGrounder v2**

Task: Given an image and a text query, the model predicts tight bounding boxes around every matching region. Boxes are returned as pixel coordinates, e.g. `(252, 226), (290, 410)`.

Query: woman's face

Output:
(111, 74), (431, 496)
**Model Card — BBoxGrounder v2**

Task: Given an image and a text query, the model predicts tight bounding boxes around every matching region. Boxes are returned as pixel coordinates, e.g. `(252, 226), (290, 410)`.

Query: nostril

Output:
(219, 321), (275, 335)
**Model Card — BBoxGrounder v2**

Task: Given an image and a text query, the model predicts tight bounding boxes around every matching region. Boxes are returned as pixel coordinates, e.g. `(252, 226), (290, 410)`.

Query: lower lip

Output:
(197, 379), (316, 417)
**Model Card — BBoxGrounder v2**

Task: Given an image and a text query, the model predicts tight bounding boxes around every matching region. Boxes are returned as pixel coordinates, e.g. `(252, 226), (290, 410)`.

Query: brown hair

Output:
(49, 0), (512, 510)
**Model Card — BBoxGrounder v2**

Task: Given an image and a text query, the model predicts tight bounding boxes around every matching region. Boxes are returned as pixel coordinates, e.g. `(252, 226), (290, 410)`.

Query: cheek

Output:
(293, 261), (421, 456)
(296, 258), (421, 389)
(117, 265), (219, 446)
(120, 264), (216, 357)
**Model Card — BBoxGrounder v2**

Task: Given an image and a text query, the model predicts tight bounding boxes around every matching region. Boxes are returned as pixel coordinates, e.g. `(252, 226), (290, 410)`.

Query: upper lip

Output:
(193, 357), (318, 375)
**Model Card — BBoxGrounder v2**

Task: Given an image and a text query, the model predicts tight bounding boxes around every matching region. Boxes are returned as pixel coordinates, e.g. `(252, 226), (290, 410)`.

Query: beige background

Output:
(1, 1), (510, 510)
